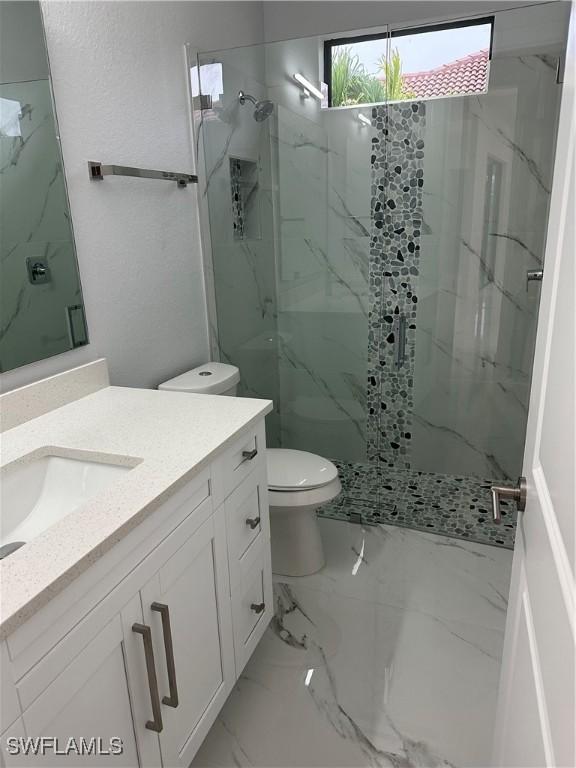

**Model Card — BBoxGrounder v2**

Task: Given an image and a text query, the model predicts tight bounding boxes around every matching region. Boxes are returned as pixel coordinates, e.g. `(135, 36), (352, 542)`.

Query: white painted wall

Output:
(1, 1), (264, 392)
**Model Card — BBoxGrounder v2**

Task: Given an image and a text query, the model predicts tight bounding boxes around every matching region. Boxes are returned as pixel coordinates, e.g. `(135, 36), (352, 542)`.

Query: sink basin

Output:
(1, 454), (132, 552)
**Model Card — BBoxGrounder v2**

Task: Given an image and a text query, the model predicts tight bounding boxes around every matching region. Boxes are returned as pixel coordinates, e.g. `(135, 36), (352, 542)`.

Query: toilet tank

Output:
(158, 363), (240, 396)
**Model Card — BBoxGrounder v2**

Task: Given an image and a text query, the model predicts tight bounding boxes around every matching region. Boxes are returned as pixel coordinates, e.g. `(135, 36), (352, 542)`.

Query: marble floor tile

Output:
(193, 519), (513, 768)
(282, 519), (512, 630)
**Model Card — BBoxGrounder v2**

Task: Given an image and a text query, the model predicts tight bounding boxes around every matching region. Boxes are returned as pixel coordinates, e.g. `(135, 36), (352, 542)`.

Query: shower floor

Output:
(320, 461), (517, 549)
(192, 517), (513, 768)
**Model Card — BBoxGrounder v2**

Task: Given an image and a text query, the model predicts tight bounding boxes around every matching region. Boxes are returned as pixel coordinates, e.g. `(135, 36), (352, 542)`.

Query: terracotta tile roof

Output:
(399, 49), (489, 98)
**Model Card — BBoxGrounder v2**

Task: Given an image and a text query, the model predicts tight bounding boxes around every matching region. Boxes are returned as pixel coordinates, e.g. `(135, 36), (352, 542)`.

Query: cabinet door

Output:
(140, 508), (234, 768)
(13, 595), (160, 767)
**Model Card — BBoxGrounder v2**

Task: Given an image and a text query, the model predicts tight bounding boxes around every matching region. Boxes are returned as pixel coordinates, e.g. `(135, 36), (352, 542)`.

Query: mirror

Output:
(0, 1), (87, 372)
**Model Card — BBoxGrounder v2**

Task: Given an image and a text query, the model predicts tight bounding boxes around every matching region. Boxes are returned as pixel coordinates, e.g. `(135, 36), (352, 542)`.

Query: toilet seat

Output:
(268, 476), (342, 508)
(267, 449), (338, 491)
(266, 449), (341, 510)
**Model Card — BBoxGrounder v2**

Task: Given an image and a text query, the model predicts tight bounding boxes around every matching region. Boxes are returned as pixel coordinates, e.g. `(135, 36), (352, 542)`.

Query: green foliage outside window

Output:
(330, 47), (415, 107)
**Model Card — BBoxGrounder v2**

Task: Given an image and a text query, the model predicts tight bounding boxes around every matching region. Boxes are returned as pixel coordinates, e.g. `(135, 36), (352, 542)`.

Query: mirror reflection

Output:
(0, 0), (87, 373)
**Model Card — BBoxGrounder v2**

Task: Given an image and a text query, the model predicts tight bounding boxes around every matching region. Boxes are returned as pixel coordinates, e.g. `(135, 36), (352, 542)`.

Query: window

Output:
(324, 18), (494, 108)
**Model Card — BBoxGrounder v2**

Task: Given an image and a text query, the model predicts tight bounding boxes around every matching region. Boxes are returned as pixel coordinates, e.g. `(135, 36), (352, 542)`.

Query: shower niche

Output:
(230, 157), (261, 241)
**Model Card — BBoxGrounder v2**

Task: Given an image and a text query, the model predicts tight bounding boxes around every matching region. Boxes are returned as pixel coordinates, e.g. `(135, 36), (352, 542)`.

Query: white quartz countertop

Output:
(0, 386), (272, 637)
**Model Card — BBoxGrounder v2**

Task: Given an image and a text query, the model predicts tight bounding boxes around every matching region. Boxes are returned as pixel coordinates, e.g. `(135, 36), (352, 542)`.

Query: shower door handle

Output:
(490, 477), (527, 523)
(526, 270), (543, 290)
(393, 314), (407, 369)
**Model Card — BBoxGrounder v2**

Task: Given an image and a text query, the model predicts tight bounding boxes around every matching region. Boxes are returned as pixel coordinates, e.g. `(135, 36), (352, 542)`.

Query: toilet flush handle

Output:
(245, 516), (261, 530)
(242, 448), (258, 462)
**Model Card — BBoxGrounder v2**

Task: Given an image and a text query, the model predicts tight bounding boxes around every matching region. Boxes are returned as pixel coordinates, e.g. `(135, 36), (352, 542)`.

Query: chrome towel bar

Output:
(88, 161), (197, 187)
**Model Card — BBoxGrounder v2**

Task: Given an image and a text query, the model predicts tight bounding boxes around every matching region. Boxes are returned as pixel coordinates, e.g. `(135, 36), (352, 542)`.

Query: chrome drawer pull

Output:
(151, 602), (179, 708)
(132, 623), (163, 732)
(241, 448), (258, 462)
(245, 516), (261, 530)
(250, 602), (265, 614)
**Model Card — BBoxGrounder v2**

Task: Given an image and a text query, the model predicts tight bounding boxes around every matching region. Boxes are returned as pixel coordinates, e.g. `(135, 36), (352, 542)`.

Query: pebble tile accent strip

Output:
(367, 102), (426, 468)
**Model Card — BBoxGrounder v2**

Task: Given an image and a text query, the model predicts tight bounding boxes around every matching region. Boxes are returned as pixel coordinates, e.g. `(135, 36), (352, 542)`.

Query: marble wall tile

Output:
(274, 104), (373, 461)
(278, 360), (367, 462)
(411, 53), (560, 480)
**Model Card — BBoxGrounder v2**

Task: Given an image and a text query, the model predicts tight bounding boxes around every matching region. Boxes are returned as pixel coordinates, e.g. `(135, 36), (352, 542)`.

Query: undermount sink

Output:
(0, 454), (133, 555)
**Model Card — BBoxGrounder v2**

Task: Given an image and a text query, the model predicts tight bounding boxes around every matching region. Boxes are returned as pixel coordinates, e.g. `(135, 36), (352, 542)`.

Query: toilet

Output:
(159, 363), (341, 576)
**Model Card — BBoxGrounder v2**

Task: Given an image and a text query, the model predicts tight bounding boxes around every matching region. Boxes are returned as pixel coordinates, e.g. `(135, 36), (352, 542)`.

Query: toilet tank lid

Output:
(267, 449), (338, 490)
(158, 363), (240, 394)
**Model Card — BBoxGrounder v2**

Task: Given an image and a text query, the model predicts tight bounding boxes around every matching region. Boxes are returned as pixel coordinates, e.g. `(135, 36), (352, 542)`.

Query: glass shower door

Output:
(371, 48), (561, 544)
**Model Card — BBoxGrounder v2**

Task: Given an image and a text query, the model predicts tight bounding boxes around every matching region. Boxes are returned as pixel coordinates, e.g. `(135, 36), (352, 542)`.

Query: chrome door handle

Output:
(250, 602), (265, 614)
(242, 448), (258, 462)
(490, 477), (527, 523)
(132, 623), (163, 732)
(245, 516), (261, 530)
(151, 602), (179, 708)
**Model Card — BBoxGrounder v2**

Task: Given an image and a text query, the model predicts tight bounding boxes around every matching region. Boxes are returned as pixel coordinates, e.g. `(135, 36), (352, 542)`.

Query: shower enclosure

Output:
(191, 4), (565, 548)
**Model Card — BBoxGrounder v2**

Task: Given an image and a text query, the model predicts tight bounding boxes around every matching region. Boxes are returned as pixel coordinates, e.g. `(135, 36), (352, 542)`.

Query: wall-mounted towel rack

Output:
(88, 161), (198, 188)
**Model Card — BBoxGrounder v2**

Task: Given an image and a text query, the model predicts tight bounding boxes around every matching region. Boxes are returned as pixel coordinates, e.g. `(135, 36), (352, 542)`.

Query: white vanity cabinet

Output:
(139, 511), (235, 767)
(0, 419), (271, 768)
(3, 603), (145, 768)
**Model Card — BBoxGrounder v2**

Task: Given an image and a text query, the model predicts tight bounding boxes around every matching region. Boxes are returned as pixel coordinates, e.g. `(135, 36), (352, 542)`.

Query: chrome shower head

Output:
(238, 90), (274, 122)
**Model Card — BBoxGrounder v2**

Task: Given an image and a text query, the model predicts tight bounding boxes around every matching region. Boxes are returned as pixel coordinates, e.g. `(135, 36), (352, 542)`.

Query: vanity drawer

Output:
(230, 542), (273, 675)
(220, 421), (266, 499)
(225, 467), (269, 562)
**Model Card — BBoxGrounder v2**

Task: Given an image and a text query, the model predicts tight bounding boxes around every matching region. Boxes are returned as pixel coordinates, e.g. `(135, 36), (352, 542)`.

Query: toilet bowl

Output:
(159, 363), (341, 576)
(266, 449), (341, 576)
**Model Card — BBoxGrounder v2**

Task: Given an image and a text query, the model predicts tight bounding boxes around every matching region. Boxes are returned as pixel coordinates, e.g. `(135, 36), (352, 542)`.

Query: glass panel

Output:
(197, 47), (281, 445)
(411, 51), (560, 482)
(195, 3), (564, 543)
(372, 35), (561, 544)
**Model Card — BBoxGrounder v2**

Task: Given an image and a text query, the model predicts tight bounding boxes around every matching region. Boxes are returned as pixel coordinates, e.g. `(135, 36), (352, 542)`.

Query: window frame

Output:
(323, 16), (495, 108)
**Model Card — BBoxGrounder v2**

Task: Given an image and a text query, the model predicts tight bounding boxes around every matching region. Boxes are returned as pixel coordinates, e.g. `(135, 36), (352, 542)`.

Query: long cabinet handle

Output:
(151, 602), (179, 708)
(132, 623), (163, 732)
